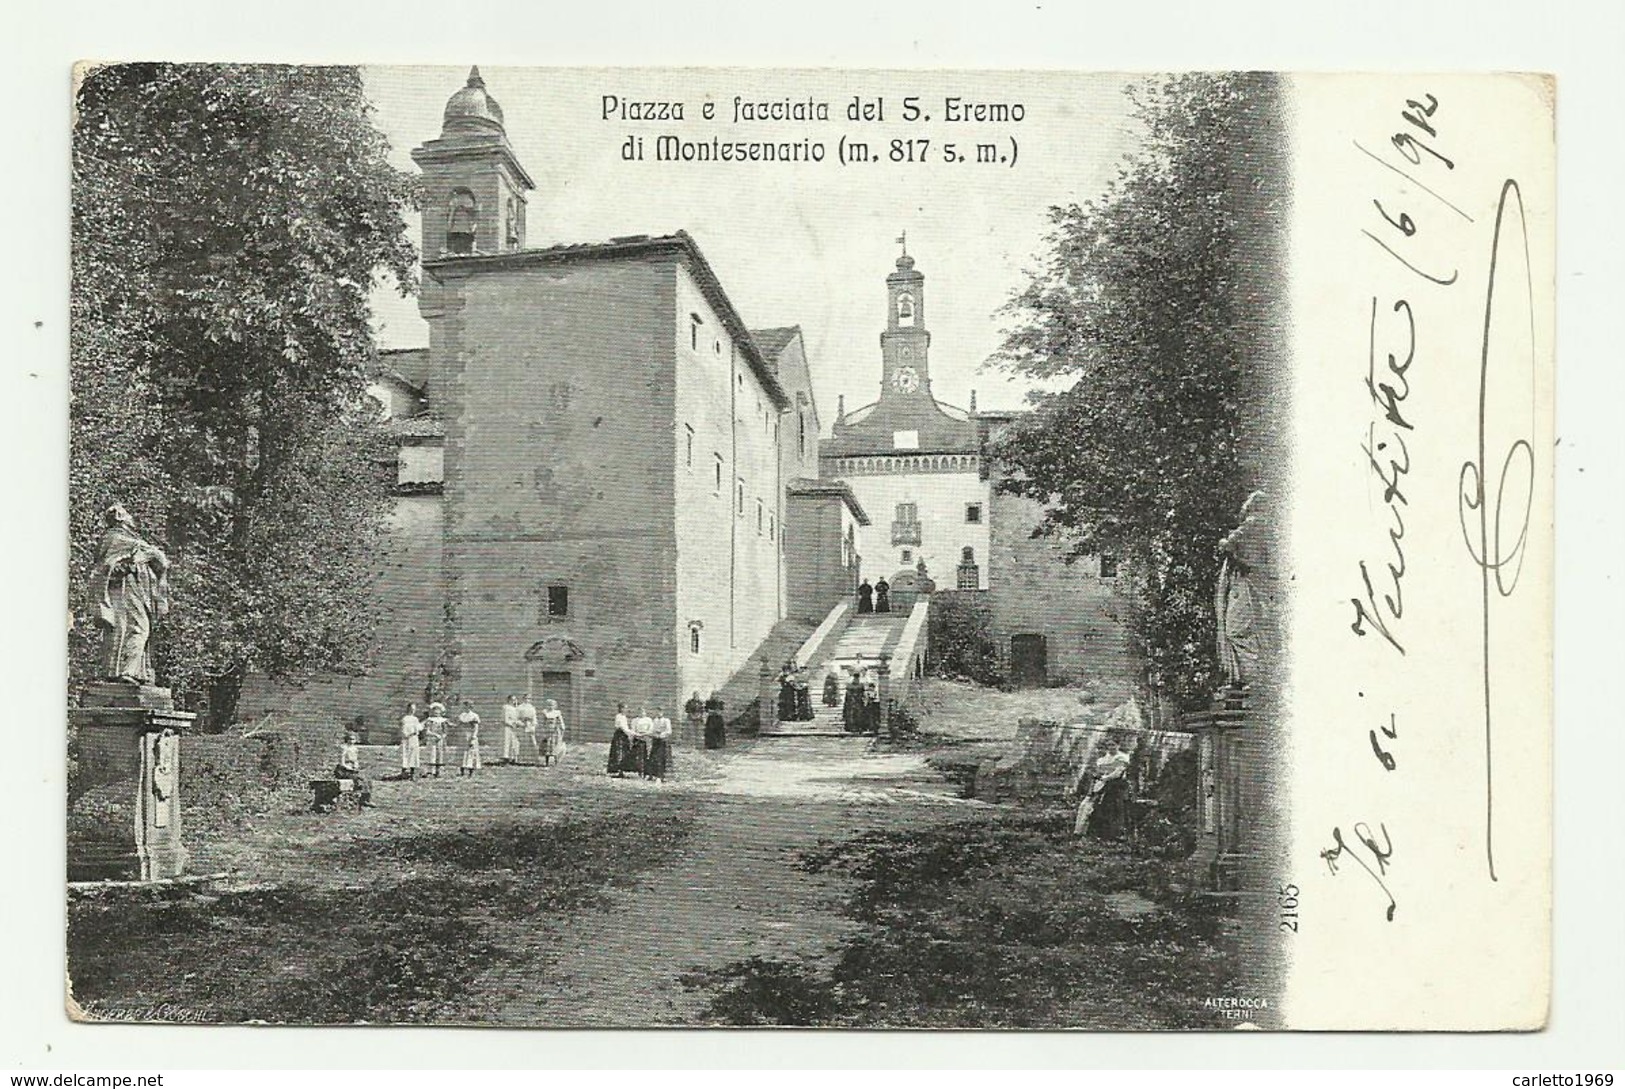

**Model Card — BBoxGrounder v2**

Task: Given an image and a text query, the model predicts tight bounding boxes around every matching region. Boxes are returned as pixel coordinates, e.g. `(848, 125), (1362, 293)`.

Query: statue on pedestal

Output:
(1215, 489), (1268, 692)
(91, 503), (170, 686)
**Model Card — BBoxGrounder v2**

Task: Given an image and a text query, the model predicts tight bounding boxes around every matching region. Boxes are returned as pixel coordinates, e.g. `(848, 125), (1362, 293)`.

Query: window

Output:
(690, 626), (702, 654)
(690, 314), (702, 351)
(901, 548), (913, 563)
(957, 565), (980, 590)
(897, 291), (915, 326)
(756, 498), (764, 534)
(965, 503), (982, 524)
(896, 502), (918, 523)
(797, 411), (806, 458)
(546, 585), (569, 618)
(769, 513), (776, 541)
(736, 479), (745, 516)
(713, 454), (723, 494)
(1099, 553), (1119, 578)
(684, 424), (694, 469)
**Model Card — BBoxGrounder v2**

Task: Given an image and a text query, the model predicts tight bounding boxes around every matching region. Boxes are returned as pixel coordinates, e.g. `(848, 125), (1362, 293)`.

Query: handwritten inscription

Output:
(1456, 179), (1538, 882)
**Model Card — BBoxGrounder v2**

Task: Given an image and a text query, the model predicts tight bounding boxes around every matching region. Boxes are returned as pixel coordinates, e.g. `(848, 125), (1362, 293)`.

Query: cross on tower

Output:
(896, 230), (907, 258)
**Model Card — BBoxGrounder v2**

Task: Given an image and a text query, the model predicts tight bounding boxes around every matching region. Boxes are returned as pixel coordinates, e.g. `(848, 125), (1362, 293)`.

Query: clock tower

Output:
(880, 238), (932, 401)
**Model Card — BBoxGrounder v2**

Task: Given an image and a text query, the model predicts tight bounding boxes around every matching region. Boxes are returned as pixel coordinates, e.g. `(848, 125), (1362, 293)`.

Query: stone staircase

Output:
(762, 611), (912, 737)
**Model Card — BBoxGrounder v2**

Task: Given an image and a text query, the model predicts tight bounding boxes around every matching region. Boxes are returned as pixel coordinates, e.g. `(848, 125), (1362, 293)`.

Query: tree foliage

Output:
(989, 73), (1279, 709)
(70, 64), (420, 727)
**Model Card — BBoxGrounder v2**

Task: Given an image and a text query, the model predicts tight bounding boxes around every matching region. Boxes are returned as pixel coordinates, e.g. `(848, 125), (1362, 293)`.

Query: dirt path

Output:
(464, 738), (987, 1026)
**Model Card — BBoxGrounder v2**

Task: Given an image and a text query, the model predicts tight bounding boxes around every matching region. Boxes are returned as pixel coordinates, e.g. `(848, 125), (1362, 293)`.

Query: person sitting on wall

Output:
(1072, 736), (1133, 838)
(856, 579), (874, 614)
(334, 732), (374, 808)
(703, 693), (727, 749)
(874, 577), (891, 613)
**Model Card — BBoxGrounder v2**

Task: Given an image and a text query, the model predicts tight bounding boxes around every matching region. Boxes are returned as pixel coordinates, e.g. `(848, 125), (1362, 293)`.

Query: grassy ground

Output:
(68, 724), (1241, 1028)
(681, 809), (1239, 1029)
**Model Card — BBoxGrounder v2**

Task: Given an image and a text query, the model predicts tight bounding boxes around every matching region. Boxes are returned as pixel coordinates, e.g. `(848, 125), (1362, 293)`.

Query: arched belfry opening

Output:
(446, 188), (478, 255)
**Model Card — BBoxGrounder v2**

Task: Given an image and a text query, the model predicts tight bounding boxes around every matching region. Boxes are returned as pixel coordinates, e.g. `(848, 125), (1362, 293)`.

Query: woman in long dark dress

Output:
(607, 701), (634, 776)
(874, 578), (891, 613)
(703, 694), (727, 749)
(777, 662), (798, 721)
(856, 580), (874, 613)
(794, 667), (813, 720)
(822, 671), (840, 707)
(645, 708), (673, 781)
(842, 672), (864, 734)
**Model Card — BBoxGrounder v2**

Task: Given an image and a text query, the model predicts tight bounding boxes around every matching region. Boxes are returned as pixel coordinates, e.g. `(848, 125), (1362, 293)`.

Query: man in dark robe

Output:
(822, 671), (841, 707)
(703, 694), (727, 749)
(842, 672), (864, 734)
(793, 667), (813, 720)
(777, 662), (798, 722)
(856, 580), (874, 613)
(874, 577), (891, 613)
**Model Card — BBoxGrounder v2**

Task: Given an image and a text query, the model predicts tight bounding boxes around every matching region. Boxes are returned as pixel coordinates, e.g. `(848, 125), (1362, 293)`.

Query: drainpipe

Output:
(730, 341), (738, 651)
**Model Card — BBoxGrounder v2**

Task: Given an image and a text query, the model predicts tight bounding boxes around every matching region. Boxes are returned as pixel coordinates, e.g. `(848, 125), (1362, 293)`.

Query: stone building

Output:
(821, 247), (990, 591)
(243, 68), (828, 741)
(823, 246), (1138, 692)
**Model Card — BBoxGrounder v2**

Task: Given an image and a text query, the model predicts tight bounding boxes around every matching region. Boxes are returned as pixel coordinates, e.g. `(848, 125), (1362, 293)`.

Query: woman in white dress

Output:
(645, 707), (674, 781)
(629, 706), (655, 779)
(457, 699), (482, 777)
(398, 702), (423, 780)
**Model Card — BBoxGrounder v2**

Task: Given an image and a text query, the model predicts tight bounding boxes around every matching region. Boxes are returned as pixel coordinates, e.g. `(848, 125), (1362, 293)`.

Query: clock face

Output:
(894, 365), (920, 393)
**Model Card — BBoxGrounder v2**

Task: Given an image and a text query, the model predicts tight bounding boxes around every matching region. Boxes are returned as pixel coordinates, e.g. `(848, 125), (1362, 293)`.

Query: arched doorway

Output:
(523, 635), (589, 735)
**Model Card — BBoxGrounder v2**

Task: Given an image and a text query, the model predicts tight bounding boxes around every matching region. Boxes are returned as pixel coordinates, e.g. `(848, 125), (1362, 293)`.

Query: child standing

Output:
(398, 702), (423, 780)
(541, 698), (567, 767)
(422, 702), (451, 778)
(458, 699), (483, 777)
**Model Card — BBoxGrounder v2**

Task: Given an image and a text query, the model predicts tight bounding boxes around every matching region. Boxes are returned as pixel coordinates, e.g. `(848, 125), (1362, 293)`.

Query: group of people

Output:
(684, 691), (729, 750)
(776, 661), (815, 722)
(855, 577), (892, 614)
(837, 663), (884, 735)
(368, 695), (570, 784)
(606, 703), (675, 781)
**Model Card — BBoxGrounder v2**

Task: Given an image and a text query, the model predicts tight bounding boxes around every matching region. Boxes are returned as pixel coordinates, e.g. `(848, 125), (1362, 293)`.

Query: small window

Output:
(756, 498), (764, 534)
(690, 627), (702, 655)
(1099, 553), (1119, 578)
(896, 502), (918, 523)
(797, 411), (806, 458)
(715, 339), (723, 356)
(547, 585), (569, 618)
(957, 565), (979, 590)
(965, 503), (982, 524)
(684, 425), (694, 469)
(769, 514), (776, 541)
(901, 548), (913, 563)
(714, 455), (723, 494)
(690, 314), (702, 351)
(736, 479), (745, 516)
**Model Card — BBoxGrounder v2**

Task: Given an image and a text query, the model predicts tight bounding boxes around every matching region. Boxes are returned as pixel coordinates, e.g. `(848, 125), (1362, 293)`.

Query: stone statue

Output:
(1215, 489), (1268, 688)
(91, 503), (170, 685)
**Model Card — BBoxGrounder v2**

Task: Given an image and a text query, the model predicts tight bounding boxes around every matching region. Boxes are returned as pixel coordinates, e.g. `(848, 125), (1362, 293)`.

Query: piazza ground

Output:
(67, 681), (1241, 1028)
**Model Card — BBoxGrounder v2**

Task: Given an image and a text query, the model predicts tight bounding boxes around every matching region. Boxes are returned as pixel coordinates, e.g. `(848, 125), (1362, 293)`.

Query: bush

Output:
(927, 592), (1002, 687)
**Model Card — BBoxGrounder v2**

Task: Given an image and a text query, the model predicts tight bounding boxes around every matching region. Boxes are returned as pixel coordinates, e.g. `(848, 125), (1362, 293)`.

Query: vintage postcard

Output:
(64, 65), (1553, 1030)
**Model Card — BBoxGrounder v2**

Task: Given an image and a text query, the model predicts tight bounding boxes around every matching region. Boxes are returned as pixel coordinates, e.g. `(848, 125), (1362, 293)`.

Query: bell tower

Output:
(412, 67), (536, 315)
(879, 234), (932, 400)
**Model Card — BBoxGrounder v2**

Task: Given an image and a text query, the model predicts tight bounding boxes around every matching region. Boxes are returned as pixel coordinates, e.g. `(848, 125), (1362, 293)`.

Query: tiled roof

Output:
(786, 476), (870, 525)
(750, 326), (801, 359)
(385, 414), (445, 439)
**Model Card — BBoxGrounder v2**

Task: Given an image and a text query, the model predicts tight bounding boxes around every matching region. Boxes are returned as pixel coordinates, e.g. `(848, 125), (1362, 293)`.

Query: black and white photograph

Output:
(36, 41), (1573, 1052)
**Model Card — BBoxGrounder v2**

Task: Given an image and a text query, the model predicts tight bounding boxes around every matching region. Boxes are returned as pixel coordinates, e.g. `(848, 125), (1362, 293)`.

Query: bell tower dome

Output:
(412, 67), (536, 314)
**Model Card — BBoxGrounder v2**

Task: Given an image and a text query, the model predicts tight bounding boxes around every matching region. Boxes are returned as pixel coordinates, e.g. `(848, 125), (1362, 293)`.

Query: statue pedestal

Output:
(1185, 694), (1250, 892)
(68, 683), (195, 882)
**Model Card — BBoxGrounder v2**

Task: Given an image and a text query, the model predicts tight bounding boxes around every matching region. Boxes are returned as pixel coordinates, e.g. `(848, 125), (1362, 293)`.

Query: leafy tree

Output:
(988, 73), (1283, 710)
(71, 64), (419, 727)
